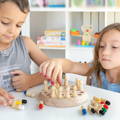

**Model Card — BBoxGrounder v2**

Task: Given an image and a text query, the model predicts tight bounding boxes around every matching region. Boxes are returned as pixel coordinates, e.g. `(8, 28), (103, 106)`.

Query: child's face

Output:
(0, 1), (28, 45)
(99, 29), (120, 70)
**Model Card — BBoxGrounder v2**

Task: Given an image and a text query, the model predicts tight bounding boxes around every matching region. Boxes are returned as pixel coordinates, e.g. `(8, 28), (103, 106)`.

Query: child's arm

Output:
(23, 36), (49, 65)
(0, 88), (14, 106)
(11, 37), (49, 91)
(39, 58), (91, 83)
(11, 70), (46, 91)
(11, 36), (49, 91)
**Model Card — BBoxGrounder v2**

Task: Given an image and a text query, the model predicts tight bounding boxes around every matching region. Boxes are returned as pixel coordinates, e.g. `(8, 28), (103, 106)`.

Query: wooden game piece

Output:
(80, 106), (87, 115)
(39, 101), (44, 109)
(44, 80), (48, 92)
(51, 86), (56, 98)
(80, 80), (84, 91)
(26, 85), (42, 98)
(26, 91), (36, 98)
(11, 100), (25, 110)
(91, 100), (99, 107)
(76, 79), (81, 90)
(88, 96), (110, 116)
(65, 86), (70, 98)
(88, 105), (96, 114)
(76, 79), (84, 91)
(22, 99), (27, 104)
(64, 76), (69, 87)
(72, 85), (78, 97)
(58, 86), (63, 98)
(55, 82), (60, 88)
(93, 96), (101, 103)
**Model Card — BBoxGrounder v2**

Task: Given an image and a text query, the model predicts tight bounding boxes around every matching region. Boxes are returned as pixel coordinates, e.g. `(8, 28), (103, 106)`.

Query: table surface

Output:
(0, 85), (120, 120)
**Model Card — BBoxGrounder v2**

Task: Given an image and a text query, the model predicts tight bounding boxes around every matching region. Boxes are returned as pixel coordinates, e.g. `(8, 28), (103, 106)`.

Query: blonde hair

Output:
(87, 23), (120, 87)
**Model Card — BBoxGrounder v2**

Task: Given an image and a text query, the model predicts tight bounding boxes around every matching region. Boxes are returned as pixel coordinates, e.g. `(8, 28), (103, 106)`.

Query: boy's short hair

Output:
(0, 0), (30, 13)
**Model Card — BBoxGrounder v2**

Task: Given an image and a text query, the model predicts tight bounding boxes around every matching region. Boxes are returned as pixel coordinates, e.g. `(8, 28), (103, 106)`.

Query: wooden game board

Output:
(39, 84), (88, 107)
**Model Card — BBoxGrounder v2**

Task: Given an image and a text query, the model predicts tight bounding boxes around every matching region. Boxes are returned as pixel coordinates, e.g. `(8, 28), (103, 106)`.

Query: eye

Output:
(112, 46), (118, 49)
(1, 21), (10, 25)
(99, 45), (104, 48)
(16, 24), (22, 28)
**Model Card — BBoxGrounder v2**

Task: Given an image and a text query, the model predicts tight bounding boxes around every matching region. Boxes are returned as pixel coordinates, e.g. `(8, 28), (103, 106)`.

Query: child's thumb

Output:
(10, 70), (23, 76)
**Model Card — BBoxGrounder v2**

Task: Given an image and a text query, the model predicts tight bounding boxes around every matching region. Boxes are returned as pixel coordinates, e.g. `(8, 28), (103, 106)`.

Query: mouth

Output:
(101, 58), (111, 62)
(4, 35), (14, 39)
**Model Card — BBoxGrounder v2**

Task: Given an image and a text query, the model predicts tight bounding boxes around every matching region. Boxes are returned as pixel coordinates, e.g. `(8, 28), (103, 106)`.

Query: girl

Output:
(0, 0), (49, 106)
(40, 23), (120, 93)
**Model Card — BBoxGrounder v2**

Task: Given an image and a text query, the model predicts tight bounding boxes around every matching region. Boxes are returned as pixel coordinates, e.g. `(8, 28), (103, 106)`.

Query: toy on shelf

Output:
(70, 0), (120, 7)
(30, 0), (65, 8)
(70, 25), (100, 47)
(107, 0), (120, 7)
(71, 0), (105, 7)
(47, 0), (65, 7)
(107, 0), (115, 7)
(71, 0), (85, 7)
(70, 28), (80, 36)
(116, 0), (120, 7)
(30, 0), (47, 7)
(86, 0), (105, 7)
(37, 0), (48, 7)
(37, 30), (66, 48)
(39, 77), (88, 107)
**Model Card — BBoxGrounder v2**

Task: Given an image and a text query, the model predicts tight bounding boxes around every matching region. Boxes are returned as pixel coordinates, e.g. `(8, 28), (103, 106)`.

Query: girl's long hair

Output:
(87, 23), (120, 87)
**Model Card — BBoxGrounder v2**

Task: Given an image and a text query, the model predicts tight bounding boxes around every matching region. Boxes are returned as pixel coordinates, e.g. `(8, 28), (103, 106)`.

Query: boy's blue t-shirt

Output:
(91, 71), (120, 93)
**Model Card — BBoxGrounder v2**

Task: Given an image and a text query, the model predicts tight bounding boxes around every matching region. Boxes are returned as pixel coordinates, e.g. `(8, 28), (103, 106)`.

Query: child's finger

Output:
(58, 70), (62, 85)
(12, 79), (22, 89)
(0, 89), (11, 100)
(13, 83), (21, 89)
(10, 70), (23, 75)
(46, 63), (56, 79)
(8, 94), (14, 99)
(40, 62), (49, 76)
(0, 96), (8, 106)
(52, 67), (60, 83)
(12, 79), (20, 86)
(39, 62), (47, 73)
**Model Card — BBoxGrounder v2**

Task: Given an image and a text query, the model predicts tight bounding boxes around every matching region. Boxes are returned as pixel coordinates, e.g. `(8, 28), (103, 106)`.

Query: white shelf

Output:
(69, 46), (94, 50)
(38, 46), (66, 50)
(22, 0), (120, 76)
(69, 7), (106, 12)
(30, 7), (66, 12)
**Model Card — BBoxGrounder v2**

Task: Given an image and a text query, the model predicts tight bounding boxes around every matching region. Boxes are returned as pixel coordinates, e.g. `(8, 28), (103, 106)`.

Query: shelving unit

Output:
(22, 0), (120, 81)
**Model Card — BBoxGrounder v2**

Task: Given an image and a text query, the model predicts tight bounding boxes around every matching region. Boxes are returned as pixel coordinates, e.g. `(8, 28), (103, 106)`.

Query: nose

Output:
(101, 46), (110, 56)
(8, 25), (16, 34)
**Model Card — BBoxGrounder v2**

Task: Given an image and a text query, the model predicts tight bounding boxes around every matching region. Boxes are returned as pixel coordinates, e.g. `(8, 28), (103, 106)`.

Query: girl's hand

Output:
(11, 70), (31, 91)
(39, 59), (63, 84)
(0, 88), (14, 106)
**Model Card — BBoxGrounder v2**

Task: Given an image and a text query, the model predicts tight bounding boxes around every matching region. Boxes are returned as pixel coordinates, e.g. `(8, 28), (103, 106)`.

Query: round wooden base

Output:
(39, 91), (88, 107)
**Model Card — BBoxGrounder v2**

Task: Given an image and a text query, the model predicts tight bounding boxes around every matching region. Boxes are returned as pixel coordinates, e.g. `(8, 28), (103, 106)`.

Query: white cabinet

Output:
(22, 0), (120, 81)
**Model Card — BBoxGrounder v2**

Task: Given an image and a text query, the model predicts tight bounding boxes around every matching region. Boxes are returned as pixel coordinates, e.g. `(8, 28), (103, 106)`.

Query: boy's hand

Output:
(0, 88), (14, 106)
(11, 70), (31, 91)
(39, 59), (63, 84)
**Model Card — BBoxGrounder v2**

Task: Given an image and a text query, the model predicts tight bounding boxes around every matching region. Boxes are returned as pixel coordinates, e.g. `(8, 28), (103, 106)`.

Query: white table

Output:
(0, 85), (120, 120)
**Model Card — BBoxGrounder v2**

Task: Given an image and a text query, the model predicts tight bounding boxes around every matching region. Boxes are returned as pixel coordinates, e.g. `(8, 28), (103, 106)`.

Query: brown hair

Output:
(87, 23), (120, 87)
(0, 0), (30, 13)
